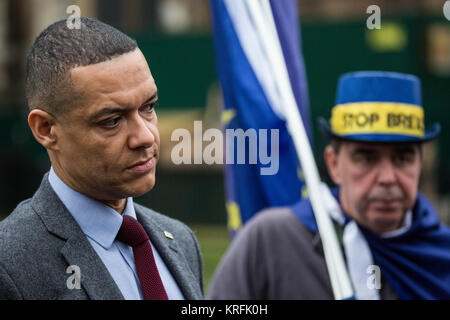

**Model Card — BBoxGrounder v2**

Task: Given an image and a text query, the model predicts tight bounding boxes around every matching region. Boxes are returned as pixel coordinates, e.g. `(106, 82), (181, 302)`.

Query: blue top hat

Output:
(319, 71), (440, 142)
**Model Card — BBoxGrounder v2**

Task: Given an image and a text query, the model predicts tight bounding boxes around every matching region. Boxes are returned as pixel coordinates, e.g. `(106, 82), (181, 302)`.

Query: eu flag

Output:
(210, 0), (312, 235)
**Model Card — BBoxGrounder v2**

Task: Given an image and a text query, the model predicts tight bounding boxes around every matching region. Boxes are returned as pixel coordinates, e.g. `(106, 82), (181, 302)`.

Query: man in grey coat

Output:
(208, 71), (450, 300)
(0, 17), (203, 300)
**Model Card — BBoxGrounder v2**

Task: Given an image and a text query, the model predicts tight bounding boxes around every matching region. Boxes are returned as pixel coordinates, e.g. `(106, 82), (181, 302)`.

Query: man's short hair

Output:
(25, 17), (138, 116)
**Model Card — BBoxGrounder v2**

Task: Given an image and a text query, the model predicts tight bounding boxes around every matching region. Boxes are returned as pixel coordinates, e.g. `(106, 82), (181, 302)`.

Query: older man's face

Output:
(51, 48), (159, 202)
(325, 141), (422, 234)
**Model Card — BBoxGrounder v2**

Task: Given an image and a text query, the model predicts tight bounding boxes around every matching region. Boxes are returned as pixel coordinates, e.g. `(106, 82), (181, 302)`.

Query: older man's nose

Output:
(128, 116), (155, 150)
(377, 158), (397, 185)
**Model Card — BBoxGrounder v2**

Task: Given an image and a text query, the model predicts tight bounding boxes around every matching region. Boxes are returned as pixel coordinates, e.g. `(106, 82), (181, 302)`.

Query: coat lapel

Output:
(135, 208), (203, 300)
(60, 237), (123, 300)
(31, 173), (124, 300)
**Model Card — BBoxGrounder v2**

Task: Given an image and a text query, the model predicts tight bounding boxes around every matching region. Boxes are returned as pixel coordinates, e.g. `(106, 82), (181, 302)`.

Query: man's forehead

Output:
(67, 49), (156, 111)
(343, 141), (420, 152)
(70, 49), (152, 86)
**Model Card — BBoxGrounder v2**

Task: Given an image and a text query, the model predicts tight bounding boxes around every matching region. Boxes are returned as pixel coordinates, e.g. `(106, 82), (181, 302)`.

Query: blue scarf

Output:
(291, 188), (450, 299)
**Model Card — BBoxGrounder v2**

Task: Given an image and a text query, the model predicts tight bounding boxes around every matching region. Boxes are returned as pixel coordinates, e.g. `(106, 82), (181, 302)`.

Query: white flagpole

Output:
(244, 0), (354, 300)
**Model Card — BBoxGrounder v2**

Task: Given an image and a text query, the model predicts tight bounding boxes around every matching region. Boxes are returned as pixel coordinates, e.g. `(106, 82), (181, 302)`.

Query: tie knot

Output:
(116, 216), (149, 247)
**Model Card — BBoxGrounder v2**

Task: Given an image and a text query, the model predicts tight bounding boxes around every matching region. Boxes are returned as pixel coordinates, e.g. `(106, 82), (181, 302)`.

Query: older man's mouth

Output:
(371, 200), (403, 213)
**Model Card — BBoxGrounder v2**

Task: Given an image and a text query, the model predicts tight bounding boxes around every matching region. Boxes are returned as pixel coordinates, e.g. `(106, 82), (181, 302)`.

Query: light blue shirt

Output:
(48, 167), (184, 300)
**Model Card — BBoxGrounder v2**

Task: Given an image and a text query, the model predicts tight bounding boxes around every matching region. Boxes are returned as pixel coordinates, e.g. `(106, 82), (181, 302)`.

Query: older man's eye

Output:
(353, 153), (375, 165)
(393, 153), (414, 166)
(360, 155), (373, 164)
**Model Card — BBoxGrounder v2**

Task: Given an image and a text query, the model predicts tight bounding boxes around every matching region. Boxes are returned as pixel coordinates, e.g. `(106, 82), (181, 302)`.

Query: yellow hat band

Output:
(330, 102), (425, 137)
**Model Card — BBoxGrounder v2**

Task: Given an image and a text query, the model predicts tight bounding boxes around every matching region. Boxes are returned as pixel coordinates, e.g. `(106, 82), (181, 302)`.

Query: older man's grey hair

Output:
(25, 17), (138, 116)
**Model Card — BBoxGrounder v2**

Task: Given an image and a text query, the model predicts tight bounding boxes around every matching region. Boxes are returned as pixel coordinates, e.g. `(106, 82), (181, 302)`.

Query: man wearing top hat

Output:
(207, 71), (450, 300)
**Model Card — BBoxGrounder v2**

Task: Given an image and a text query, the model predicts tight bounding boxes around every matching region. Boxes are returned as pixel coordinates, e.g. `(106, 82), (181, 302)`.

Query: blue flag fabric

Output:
(209, 0), (312, 233)
(292, 188), (450, 299)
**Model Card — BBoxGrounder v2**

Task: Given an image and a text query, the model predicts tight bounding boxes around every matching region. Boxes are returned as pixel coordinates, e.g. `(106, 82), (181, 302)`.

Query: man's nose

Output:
(128, 115), (155, 150)
(376, 158), (397, 185)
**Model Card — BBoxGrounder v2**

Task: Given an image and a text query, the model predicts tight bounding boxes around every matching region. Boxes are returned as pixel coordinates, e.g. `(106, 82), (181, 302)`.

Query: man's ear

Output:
(324, 145), (341, 185)
(28, 109), (59, 150)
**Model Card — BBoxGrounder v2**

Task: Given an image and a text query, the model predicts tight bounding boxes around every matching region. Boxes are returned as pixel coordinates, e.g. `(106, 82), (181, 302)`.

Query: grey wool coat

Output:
(0, 173), (204, 300)
(207, 208), (398, 300)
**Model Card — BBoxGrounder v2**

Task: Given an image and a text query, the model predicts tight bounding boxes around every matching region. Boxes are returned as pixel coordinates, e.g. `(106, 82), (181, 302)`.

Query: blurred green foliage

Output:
(188, 224), (230, 295)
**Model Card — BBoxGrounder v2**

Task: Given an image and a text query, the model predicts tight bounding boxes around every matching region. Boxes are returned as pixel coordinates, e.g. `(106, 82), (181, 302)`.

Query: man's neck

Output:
(50, 164), (128, 214)
(101, 199), (127, 214)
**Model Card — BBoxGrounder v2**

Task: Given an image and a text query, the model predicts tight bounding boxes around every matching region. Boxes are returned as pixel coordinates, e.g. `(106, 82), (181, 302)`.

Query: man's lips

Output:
(127, 157), (155, 173)
(370, 200), (402, 213)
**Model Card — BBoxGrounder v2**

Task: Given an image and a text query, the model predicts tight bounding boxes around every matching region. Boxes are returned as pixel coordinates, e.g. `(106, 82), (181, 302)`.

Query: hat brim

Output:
(318, 117), (441, 143)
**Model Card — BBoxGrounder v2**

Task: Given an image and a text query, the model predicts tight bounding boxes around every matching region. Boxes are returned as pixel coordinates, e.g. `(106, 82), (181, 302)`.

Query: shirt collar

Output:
(379, 210), (412, 238)
(48, 167), (136, 249)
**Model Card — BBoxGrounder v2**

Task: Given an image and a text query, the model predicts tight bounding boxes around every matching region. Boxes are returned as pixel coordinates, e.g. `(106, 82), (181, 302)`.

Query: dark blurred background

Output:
(1, 0), (449, 224)
(1, 0), (450, 291)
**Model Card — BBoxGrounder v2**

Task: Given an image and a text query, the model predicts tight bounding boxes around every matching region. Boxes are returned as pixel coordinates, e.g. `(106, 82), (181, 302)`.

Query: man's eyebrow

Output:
(90, 107), (126, 120)
(394, 145), (416, 153)
(352, 147), (376, 154)
(141, 92), (158, 106)
(91, 92), (158, 120)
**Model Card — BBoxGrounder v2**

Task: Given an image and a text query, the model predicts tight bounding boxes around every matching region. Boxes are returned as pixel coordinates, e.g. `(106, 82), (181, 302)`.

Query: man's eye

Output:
(394, 153), (413, 165)
(100, 117), (121, 128)
(360, 156), (373, 164)
(353, 154), (375, 165)
(142, 102), (156, 114)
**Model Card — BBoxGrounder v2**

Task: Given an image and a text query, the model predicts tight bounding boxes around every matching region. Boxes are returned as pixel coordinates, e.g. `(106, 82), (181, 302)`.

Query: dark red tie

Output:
(116, 215), (168, 300)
